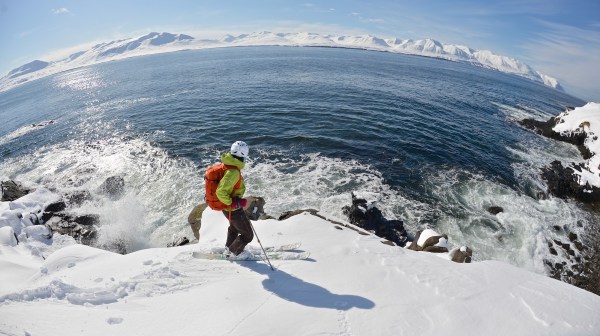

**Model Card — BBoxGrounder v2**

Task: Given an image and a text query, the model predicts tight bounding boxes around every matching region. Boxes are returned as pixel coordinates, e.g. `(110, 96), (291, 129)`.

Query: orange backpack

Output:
(204, 163), (242, 211)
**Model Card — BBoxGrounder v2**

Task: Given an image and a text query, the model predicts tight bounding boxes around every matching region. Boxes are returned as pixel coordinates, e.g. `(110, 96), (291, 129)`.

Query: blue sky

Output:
(1, 0), (599, 100)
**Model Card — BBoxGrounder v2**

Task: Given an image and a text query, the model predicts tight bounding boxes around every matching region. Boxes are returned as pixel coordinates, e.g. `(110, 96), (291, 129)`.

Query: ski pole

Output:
(250, 222), (275, 271)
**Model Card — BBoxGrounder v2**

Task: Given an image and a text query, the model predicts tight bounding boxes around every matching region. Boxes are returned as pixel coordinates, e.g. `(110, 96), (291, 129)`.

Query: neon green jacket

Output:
(216, 153), (246, 209)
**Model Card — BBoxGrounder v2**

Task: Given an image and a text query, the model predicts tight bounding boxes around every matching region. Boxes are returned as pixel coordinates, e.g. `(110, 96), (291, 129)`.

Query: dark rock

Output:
(98, 176), (125, 200)
(568, 232), (578, 242)
(45, 201), (67, 213)
(44, 213), (99, 245)
(167, 236), (190, 247)
(552, 225), (561, 232)
(1, 180), (31, 201)
(73, 215), (100, 226)
(278, 209), (319, 221)
(541, 161), (600, 203)
(519, 117), (591, 159)
(66, 190), (92, 206)
(487, 206), (504, 215)
(342, 193), (408, 247)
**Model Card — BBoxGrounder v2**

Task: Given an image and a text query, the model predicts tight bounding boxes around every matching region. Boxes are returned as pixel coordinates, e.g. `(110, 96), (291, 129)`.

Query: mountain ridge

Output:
(0, 31), (563, 92)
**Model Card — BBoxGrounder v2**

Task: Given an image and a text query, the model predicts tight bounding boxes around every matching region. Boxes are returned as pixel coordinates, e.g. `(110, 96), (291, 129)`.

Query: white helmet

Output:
(230, 141), (249, 159)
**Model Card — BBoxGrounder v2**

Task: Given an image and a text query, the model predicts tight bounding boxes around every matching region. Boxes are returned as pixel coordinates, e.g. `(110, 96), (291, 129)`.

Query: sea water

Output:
(0, 46), (593, 274)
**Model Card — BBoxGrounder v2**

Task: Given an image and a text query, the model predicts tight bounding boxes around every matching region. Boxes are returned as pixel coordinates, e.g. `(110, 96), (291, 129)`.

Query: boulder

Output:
(407, 229), (449, 253)
(1, 180), (31, 201)
(450, 246), (473, 263)
(487, 206), (503, 215)
(342, 193), (408, 247)
(187, 203), (208, 240)
(44, 213), (98, 245)
(45, 201), (67, 213)
(65, 190), (93, 206)
(98, 176), (125, 200)
(243, 196), (267, 220)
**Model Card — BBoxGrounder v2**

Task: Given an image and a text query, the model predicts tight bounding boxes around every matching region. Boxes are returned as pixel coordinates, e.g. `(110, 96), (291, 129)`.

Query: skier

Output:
(205, 141), (253, 256)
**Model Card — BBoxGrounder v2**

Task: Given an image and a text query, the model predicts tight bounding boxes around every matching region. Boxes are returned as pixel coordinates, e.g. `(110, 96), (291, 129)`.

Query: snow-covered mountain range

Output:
(0, 31), (562, 92)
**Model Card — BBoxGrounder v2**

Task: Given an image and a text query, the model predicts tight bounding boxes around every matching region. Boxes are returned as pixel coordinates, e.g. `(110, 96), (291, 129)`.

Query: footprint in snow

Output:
(107, 317), (123, 325)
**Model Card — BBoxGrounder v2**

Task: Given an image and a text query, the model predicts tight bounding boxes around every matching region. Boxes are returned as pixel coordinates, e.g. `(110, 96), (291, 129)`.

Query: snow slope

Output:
(0, 31), (562, 93)
(1, 190), (599, 336)
(552, 102), (600, 187)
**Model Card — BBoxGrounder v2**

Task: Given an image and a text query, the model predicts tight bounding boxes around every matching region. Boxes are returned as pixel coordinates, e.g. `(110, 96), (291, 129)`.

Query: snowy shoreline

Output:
(0, 31), (562, 94)
(520, 103), (600, 200)
(1, 187), (600, 335)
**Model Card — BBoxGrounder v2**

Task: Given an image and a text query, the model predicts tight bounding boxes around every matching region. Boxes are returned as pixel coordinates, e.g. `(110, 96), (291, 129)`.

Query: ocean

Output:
(0, 46), (592, 276)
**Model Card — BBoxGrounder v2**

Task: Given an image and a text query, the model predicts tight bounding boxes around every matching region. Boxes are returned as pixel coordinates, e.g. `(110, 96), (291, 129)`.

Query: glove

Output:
(231, 197), (247, 209)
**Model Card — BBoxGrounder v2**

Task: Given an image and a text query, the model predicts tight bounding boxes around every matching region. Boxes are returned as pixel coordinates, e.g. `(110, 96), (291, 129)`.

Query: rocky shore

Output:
(519, 103), (600, 295)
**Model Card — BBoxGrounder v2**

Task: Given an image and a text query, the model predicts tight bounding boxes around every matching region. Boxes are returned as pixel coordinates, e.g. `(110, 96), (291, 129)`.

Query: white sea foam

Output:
(0, 120), (56, 146)
(0, 137), (200, 251)
(421, 169), (589, 273)
(0, 124), (592, 274)
(493, 102), (554, 122)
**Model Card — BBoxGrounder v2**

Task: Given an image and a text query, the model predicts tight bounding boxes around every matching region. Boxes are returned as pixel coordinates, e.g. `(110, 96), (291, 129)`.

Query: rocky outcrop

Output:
(520, 109), (600, 295)
(342, 193), (408, 247)
(519, 114), (600, 204)
(541, 161), (600, 202)
(1, 180), (32, 201)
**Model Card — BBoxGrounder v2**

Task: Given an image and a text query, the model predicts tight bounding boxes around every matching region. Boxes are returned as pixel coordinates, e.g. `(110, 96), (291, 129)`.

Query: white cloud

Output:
(521, 20), (600, 101)
(51, 8), (70, 15)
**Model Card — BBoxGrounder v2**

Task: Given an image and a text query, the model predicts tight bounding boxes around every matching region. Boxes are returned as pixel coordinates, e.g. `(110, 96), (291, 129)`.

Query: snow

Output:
(552, 102), (600, 187)
(0, 31), (562, 93)
(1, 194), (599, 335)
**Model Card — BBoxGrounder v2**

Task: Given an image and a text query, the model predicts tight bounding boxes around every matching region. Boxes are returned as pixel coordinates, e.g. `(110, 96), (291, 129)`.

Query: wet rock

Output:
(1, 180), (31, 201)
(519, 117), (591, 158)
(45, 201), (67, 213)
(44, 213), (99, 245)
(342, 193), (408, 247)
(66, 190), (93, 206)
(487, 206), (504, 215)
(541, 161), (600, 203)
(98, 176), (125, 200)
(73, 214), (100, 226)
(568, 232), (578, 242)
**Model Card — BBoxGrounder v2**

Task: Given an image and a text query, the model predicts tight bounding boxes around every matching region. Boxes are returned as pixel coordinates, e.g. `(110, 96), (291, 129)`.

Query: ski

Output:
(204, 242), (302, 255)
(192, 250), (310, 261)
(264, 242), (302, 252)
